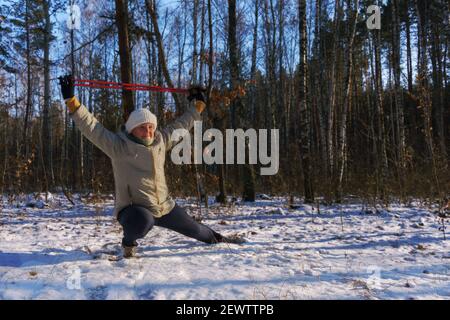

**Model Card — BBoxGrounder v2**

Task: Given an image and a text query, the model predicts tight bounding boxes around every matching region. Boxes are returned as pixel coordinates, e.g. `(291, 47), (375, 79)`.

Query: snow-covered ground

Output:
(0, 193), (448, 300)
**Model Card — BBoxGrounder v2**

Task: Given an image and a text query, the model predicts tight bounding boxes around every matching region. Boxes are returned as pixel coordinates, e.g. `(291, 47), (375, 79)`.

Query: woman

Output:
(59, 75), (243, 258)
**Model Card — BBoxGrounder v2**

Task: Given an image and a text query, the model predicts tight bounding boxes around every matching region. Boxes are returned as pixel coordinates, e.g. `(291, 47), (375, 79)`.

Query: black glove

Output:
(187, 86), (206, 103)
(58, 74), (74, 100)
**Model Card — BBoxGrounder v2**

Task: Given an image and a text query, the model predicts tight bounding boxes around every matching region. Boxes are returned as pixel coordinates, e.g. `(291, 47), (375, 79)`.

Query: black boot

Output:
(214, 232), (246, 244)
(122, 240), (138, 258)
(122, 245), (137, 258)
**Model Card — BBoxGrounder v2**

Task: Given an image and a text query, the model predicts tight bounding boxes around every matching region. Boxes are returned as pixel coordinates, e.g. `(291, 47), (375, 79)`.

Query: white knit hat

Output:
(125, 108), (158, 133)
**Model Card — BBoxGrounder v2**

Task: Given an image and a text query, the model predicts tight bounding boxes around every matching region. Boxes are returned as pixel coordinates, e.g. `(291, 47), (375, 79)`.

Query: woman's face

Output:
(131, 123), (155, 140)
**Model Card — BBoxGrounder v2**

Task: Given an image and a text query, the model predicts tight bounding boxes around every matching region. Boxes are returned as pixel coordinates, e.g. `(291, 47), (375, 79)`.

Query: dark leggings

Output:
(117, 204), (222, 246)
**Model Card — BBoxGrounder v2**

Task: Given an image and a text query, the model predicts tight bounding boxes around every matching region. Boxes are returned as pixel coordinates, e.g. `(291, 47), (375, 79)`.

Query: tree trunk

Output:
(198, 0), (206, 84)
(70, 1), (78, 190)
(207, 0), (226, 203)
(145, 0), (182, 112)
(405, 6), (413, 93)
(192, 0), (198, 83)
(336, 0), (358, 202)
(22, 0), (31, 159)
(429, 2), (446, 157)
(327, 0), (341, 185)
(278, 0), (285, 148)
(228, 0), (255, 201)
(250, 0), (259, 124)
(373, 0), (388, 199)
(392, 0), (406, 170)
(115, 0), (134, 120)
(313, 0), (327, 175)
(298, 0), (314, 203)
(415, 0), (442, 197)
(42, 0), (53, 190)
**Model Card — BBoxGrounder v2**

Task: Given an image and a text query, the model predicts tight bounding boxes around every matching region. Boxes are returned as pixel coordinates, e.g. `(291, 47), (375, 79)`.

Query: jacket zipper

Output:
(154, 149), (160, 204)
(127, 184), (133, 205)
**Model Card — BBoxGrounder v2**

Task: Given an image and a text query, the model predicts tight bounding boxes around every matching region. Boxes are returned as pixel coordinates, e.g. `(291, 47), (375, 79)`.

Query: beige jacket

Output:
(70, 104), (201, 218)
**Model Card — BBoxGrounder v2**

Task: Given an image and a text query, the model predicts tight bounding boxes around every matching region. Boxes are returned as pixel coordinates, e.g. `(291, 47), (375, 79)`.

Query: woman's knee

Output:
(118, 205), (155, 238)
(194, 225), (220, 244)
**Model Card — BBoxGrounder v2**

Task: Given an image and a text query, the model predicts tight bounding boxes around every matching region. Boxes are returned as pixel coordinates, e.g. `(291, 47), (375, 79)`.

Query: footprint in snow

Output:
(137, 287), (156, 300)
(86, 285), (108, 300)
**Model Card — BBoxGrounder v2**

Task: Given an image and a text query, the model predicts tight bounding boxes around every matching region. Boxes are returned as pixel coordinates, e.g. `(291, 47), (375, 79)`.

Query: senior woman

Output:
(59, 75), (244, 258)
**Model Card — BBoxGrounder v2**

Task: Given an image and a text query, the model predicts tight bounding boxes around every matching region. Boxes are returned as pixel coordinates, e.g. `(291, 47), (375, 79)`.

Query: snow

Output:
(0, 193), (449, 300)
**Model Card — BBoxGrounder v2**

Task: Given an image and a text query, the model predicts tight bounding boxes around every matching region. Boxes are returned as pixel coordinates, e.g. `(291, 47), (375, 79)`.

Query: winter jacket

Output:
(70, 104), (202, 218)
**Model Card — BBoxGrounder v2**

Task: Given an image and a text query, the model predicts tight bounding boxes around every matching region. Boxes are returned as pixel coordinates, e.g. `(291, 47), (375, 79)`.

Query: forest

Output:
(0, 0), (448, 207)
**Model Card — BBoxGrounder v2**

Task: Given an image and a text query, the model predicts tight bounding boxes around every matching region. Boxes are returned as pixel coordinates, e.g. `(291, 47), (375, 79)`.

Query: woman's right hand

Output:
(58, 74), (80, 113)
(58, 74), (74, 100)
